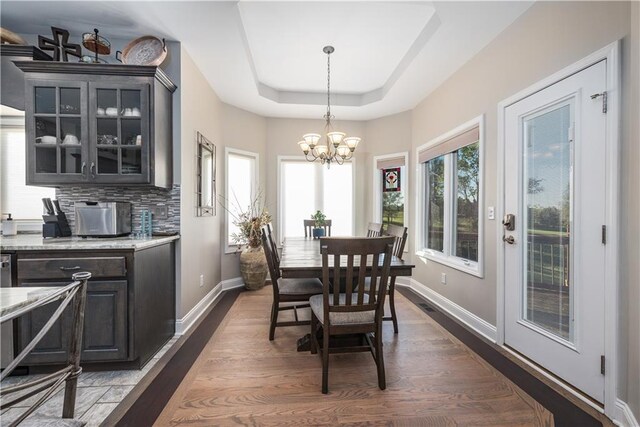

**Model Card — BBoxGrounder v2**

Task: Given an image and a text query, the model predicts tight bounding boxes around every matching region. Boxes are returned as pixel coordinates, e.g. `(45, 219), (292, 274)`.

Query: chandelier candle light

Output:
(297, 46), (361, 167)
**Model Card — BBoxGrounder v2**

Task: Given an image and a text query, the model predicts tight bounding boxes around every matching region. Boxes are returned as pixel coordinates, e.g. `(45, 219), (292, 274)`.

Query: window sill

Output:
(416, 249), (483, 278)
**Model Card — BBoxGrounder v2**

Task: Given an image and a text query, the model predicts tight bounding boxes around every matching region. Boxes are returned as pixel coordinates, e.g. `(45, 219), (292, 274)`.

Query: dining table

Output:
(279, 237), (415, 351)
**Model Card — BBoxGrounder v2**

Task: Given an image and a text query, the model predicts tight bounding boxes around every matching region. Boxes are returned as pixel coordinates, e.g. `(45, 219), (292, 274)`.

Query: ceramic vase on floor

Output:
(239, 246), (267, 290)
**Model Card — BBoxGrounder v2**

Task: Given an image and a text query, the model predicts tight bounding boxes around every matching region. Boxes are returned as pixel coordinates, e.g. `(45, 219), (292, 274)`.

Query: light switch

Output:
(488, 206), (495, 220)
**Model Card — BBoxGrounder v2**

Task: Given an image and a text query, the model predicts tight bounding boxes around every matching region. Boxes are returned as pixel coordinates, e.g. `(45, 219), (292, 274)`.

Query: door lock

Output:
(502, 214), (515, 231)
(503, 235), (515, 244)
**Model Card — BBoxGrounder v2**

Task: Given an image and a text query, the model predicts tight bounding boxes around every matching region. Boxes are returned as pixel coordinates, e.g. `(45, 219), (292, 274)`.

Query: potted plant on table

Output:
(223, 191), (272, 290)
(311, 210), (326, 239)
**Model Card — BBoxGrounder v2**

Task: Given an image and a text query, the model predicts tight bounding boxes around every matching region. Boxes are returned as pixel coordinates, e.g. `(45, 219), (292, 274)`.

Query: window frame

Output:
(372, 151), (409, 251)
(277, 155), (356, 245)
(224, 147), (259, 254)
(415, 115), (485, 277)
(1, 114), (55, 231)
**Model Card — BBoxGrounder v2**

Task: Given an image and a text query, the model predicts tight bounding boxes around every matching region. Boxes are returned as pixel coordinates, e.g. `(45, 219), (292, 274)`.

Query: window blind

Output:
(418, 126), (479, 164)
(376, 155), (406, 170)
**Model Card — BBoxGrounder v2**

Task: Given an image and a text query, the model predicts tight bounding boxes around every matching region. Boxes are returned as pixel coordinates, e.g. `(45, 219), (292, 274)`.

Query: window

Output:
(373, 152), (408, 232)
(1, 111), (54, 230)
(225, 148), (258, 252)
(417, 117), (483, 276)
(279, 157), (354, 242)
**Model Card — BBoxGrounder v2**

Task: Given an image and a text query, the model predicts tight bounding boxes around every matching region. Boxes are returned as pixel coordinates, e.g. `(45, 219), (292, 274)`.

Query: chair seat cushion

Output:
(309, 294), (375, 325)
(278, 277), (323, 295)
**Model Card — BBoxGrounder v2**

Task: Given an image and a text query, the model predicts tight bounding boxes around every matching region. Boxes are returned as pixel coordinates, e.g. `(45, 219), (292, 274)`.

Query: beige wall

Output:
(407, 0), (637, 416)
(264, 118), (367, 236)
(177, 48), (224, 317)
(362, 111), (413, 228)
(220, 104), (268, 281)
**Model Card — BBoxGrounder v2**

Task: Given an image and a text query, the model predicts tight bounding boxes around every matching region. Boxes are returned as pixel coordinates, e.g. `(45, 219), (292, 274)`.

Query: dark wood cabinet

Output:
(18, 280), (128, 364)
(15, 61), (176, 188)
(15, 241), (176, 368)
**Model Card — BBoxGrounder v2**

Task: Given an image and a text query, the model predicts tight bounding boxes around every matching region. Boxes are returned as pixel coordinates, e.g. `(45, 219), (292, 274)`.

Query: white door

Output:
(504, 60), (607, 402)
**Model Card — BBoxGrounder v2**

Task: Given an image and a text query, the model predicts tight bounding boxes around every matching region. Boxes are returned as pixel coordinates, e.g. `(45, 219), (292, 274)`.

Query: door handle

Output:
(81, 161), (86, 176)
(503, 235), (515, 244)
(90, 162), (96, 179)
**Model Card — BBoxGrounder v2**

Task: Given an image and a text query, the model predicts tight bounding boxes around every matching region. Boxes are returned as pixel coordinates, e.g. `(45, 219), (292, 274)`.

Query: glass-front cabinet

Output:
(19, 62), (176, 188)
(90, 83), (150, 183)
(26, 79), (89, 184)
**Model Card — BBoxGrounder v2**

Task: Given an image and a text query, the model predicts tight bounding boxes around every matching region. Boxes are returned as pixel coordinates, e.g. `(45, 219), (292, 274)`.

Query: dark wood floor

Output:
(154, 286), (553, 426)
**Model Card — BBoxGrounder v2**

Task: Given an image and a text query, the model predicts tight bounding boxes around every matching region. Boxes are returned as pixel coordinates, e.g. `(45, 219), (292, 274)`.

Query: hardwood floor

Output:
(154, 286), (553, 426)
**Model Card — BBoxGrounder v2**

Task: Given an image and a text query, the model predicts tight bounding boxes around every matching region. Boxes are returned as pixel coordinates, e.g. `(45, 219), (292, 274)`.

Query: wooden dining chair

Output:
(304, 219), (332, 237)
(382, 224), (408, 333)
(261, 225), (323, 340)
(265, 222), (279, 264)
(310, 236), (395, 393)
(366, 222), (383, 237)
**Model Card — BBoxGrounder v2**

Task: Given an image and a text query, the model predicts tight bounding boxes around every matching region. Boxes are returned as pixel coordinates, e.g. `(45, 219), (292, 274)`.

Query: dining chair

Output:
(382, 224), (408, 333)
(366, 222), (383, 237)
(265, 222), (279, 264)
(261, 225), (323, 340)
(304, 219), (332, 237)
(310, 236), (395, 393)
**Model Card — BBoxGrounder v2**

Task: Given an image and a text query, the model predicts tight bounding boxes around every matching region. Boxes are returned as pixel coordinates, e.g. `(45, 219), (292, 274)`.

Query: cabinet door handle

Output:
(60, 266), (81, 271)
(90, 162), (96, 179)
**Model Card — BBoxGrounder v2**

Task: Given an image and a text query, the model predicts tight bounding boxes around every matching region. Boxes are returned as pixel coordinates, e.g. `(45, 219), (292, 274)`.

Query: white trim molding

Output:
(372, 151), (410, 229)
(224, 147), (260, 254)
(175, 277), (245, 335)
(414, 114), (485, 278)
(395, 277), (497, 343)
(496, 40), (621, 420)
(614, 399), (640, 427)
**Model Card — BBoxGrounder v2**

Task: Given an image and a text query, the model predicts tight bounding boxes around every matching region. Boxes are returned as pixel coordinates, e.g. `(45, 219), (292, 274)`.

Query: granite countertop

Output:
(0, 234), (180, 252)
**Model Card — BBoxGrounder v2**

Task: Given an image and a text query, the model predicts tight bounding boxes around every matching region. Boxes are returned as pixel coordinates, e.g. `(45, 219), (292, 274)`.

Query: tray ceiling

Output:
(1, 1), (532, 120)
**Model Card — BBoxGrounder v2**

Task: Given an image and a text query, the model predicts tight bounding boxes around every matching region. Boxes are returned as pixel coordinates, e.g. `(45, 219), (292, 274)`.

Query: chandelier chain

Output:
(326, 50), (331, 119)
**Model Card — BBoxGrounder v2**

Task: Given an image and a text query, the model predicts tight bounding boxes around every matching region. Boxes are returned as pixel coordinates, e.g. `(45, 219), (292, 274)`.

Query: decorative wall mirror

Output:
(196, 132), (216, 216)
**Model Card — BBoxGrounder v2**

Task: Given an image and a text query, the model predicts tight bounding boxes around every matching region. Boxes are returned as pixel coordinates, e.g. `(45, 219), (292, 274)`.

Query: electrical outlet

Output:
(151, 205), (168, 219)
(488, 206), (495, 220)
(199, 274), (204, 287)
(441, 273), (447, 284)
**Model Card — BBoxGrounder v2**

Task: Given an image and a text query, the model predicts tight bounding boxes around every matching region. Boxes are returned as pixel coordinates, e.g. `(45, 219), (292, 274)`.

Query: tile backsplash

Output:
(55, 185), (180, 234)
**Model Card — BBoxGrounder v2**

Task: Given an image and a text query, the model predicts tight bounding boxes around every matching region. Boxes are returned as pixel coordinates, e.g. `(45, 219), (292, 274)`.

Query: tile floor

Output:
(0, 335), (179, 426)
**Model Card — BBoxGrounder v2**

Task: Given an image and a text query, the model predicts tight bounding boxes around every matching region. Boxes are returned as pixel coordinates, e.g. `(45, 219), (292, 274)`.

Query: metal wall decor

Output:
(383, 168), (401, 192)
(38, 27), (81, 62)
(196, 132), (216, 217)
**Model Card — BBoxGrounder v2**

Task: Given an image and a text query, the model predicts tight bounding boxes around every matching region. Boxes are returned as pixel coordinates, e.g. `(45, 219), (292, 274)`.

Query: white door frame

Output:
(496, 40), (620, 417)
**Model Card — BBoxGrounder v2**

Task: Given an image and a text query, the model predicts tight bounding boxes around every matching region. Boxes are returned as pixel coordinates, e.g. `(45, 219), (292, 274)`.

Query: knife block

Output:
(42, 213), (72, 238)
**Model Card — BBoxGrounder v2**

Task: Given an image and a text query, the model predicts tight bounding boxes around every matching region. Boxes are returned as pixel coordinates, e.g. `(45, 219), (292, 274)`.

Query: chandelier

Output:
(297, 46), (361, 167)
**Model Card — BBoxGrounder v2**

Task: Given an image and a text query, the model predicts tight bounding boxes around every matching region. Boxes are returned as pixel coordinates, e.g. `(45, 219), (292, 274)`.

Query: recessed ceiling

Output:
(0, 1), (532, 120)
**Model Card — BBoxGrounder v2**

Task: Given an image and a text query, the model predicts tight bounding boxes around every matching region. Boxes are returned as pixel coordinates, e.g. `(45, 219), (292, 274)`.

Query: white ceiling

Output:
(1, 1), (532, 120)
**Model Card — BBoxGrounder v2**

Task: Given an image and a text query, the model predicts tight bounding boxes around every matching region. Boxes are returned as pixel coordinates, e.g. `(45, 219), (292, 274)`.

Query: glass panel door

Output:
(90, 84), (148, 182)
(522, 102), (573, 343)
(29, 81), (87, 183)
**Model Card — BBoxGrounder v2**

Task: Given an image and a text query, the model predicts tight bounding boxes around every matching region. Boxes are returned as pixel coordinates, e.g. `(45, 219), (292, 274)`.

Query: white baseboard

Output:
(175, 277), (245, 335)
(395, 277), (498, 343)
(615, 399), (640, 427)
(220, 276), (245, 291)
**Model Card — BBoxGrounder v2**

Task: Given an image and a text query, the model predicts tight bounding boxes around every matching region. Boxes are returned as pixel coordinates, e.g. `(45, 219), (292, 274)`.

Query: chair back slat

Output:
(265, 223), (280, 264)
(304, 219), (332, 237)
(319, 237), (395, 325)
(366, 222), (383, 237)
(261, 226), (281, 302)
(384, 224), (408, 260)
